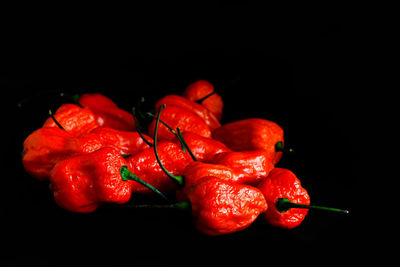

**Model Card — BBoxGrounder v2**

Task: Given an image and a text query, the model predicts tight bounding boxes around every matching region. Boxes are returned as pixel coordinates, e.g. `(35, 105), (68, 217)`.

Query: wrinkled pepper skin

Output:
(212, 118), (284, 165)
(22, 126), (152, 181)
(212, 150), (274, 185)
(78, 93), (135, 131)
(90, 127), (152, 156)
(42, 104), (100, 136)
(49, 147), (134, 213)
(257, 168), (310, 229)
(127, 141), (193, 194)
(176, 161), (235, 201)
(172, 132), (232, 163)
(183, 80), (223, 121)
(186, 176), (268, 235)
(22, 127), (81, 181)
(148, 105), (212, 141)
(155, 95), (221, 130)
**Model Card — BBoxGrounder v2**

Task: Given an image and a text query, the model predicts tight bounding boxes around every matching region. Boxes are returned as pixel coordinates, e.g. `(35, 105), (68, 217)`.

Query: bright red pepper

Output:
(185, 176), (267, 235)
(154, 94), (221, 130)
(257, 168), (349, 229)
(257, 168), (310, 229)
(126, 141), (193, 194)
(212, 150), (275, 185)
(90, 127), (152, 156)
(42, 104), (100, 136)
(182, 80), (223, 121)
(22, 126), (152, 181)
(148, 105), (212, 141)
(49, 147), (166, 213)
(212, 118), (284, 165)
(78, 93), (135, 131)
(175, 161), (235, 201)
(172, 132), (232, 163)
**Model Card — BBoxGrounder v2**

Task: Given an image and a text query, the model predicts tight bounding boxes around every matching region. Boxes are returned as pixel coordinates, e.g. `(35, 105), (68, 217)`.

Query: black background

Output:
(2, 3), (369, 267)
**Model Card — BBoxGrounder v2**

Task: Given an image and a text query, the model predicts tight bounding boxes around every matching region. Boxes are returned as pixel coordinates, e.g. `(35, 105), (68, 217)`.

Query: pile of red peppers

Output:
(22, 79), (348, 235)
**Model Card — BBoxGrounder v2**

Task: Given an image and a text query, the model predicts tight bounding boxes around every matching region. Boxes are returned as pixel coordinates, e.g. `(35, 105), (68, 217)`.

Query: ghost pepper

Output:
(126, 141), (193, 194)
(182, 80), (223, 121)
(42, 104), (100, 136)
(154, 94), (221, 130)
(49, 147), (167, 213)
(172, 132), (232, 163)
(212, 118), (284, 165)
(148, 105), (212, 141)
(257, 168), (348, 229)
(212, 150), (275, 185)
(23, 124), (152, 181)
(78, 93), (135, 131)
(152, 105), (267, 235)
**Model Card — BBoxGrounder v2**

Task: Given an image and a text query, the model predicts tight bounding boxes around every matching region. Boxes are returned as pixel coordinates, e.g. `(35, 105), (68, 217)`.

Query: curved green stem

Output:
(176, 127), (198, 162)
(153, 105), (185, 188)
(120, 165), (169, 201)
(276, 198), (349, 214)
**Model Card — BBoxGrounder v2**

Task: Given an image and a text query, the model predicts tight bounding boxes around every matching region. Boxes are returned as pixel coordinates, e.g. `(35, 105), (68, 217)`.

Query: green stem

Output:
(176, 127), (198, 162)
(120, 165), (169, 201)
(145, 110), (186, 152)
(49, 110), (66, 131)
(153, 105), (185, 188)
(276, 198), (349, 214)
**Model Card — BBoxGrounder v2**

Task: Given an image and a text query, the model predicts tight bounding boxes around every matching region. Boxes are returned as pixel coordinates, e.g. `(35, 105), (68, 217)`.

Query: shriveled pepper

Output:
(212, 118), (284, 165)
(78, 93), (135, 131)
(182, 80), (223, 121)
(257, 168), (348, 229)
(212, 150), (275, 185)
(49, 147), (167, 213)
(172, 132), (232, 163)
(148, 105), (212, 141)
(42, 104), (100, 136)
(154, 94), (221, 130)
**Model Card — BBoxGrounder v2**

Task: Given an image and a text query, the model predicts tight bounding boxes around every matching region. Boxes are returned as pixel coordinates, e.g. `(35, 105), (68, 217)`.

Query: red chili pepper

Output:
(176, 161), (235, 201)
(23, 127), (80, 181)
(185, 176), (267, 235)
(172, 132), (232, 163)
(126, 141), (193, 194)
(148, 105), (212, 141)
(257, 168), (348, 229)
(78, 93), (135, 131)
(151, 105), (267, 235)
(154, 94), (221, 130)
(49, 147), (167, 213)
(23, 125), (151, 181)
(212, 150), (275, 185)
(182, 80), (223, 121)
(42, 104), (100, 136)
(212, 118), (284, 165)
(90, 127), (152, 156)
